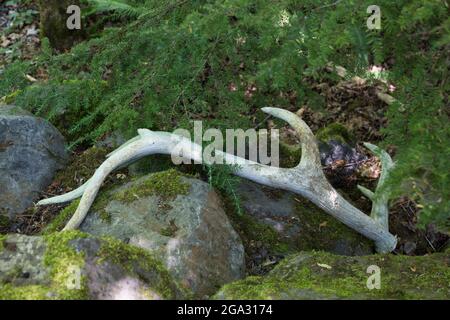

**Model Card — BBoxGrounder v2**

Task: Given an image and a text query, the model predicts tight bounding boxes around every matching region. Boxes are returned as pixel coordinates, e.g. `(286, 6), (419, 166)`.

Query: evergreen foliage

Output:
(0, 0), (448, 232)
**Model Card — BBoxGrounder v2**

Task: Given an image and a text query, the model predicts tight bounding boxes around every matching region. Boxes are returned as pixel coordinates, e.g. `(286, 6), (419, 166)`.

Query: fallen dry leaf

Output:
(319, 221), (328, 228)
(1, 36), (11, 48)
(317, 263), (332, 269)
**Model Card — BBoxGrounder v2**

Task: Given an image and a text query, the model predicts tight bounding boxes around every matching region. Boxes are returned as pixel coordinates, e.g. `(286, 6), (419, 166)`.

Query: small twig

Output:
(254, 115), (272, 129)
(322, 159), (369, 170)
(424, 234), (436, 252)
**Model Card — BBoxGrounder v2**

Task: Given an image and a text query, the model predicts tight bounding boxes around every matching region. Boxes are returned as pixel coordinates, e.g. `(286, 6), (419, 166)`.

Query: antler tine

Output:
(37, 136), (146, 206)
(357, 142), (395, 230)
(261, 107), (322, 174)
(363, 142), (394, 186)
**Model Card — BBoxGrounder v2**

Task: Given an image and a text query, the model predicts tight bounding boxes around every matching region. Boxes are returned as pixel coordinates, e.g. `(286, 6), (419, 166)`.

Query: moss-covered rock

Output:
(234, 181), (373, 265)
(214, 251), (450, 300)
(0, 232), (186, 300)
(57, 170), (246, 298)
(293, 197), (373, 255)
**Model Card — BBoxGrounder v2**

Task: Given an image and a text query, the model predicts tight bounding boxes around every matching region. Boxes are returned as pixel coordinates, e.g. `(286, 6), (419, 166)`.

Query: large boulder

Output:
(0, 232), (186, 300)
(0, 105), (68, 221)
(48, 170), (245, 298)
(214, 250), (450, 300)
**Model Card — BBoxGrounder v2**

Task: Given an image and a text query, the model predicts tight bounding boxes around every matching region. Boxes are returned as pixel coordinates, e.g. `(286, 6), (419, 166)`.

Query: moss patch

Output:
(215, 251), (450, 300)
(2, 90), (22, 104)
(0, 231), (90, 300)
(53, 147), (110, 190)
(279, 142), (302, 168)
(236, 213), (291, 255)
(42, 231), (90, 299)
(0, 214), (10, 232)
(112, 169), (189, 203)
(0, 231), (187, 300)
(293, 197), (373, 253)
(316, 123), (354, 144)
(95, 236), (189, 299)
(0, 284), (55, 300)
(0, 234), (6, 253)
(41, 200), (81, 235)
(160, 220), (179, 238)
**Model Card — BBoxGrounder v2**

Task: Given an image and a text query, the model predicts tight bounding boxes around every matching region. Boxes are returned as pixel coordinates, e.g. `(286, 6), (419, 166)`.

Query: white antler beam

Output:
(38, 108), (397, 253)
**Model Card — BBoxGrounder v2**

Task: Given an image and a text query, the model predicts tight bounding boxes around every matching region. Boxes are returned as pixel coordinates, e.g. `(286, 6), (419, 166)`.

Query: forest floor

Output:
(0, 1), (40, 69)
(1, 1), (448, 267)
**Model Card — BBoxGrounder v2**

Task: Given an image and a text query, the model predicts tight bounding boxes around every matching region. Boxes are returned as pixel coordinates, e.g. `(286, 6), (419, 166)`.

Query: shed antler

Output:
(38, 108), (397, 253)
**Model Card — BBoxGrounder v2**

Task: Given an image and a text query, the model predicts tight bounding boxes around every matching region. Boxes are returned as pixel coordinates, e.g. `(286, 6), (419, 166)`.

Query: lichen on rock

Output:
(0, 231), (89, 300)
(0, 232), (186, 300)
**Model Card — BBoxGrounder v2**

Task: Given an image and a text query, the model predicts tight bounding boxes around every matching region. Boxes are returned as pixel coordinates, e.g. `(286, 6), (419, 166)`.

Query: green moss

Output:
(97, 210), (112, 224)
(54, 147), (110, 190)
(228, 193), (372, 262)
(279, 142), (302, 168)
(0, 214), (10, 230)
(160, 220), (179, 238)
(42, 200), (81, 235)
(0, 231), (189, 300)
(215, 251), (450, 300)
(113, 169), (189, 203)
(128, 155), (174, 177)
(42, 185), (115, 234)
(95, 236), (189, 299)
(0, 234), (6, 253)
(232, 210), (292, 255)
(293, 198), (373, 253)
(1, 90), (22, 104)
(42, 231), (90, 299)
(316, 123), (354, 144)
(0, 231), (90, 300)
(0, 284), (53, 300)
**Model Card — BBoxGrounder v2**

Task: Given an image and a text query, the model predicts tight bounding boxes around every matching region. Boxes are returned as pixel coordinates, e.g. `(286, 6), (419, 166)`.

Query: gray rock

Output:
(403, 241), (417, 255)
(0, 233), (185, 300)
(0, 105), (68, 220)
(80, 173), (245, 298)
(238, 180), (373, 257)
